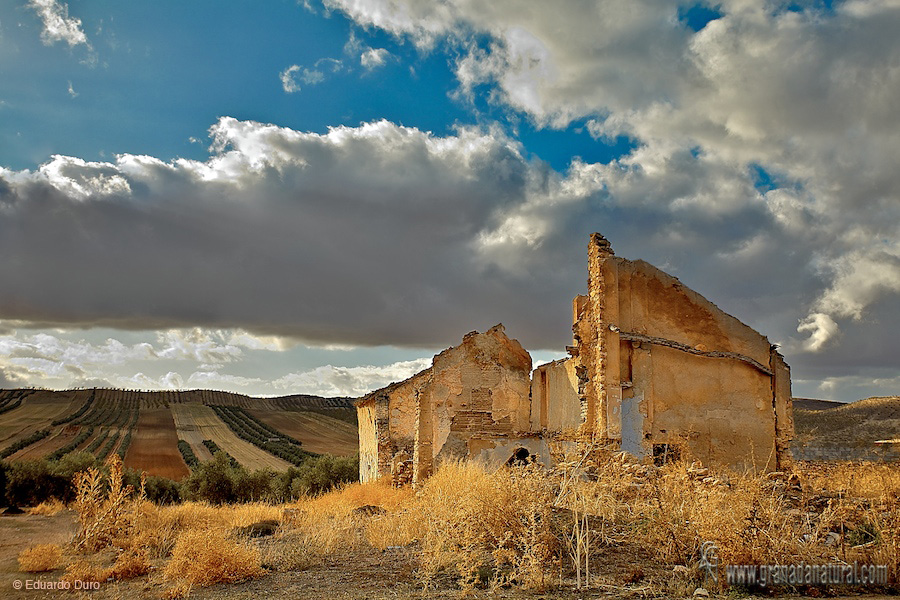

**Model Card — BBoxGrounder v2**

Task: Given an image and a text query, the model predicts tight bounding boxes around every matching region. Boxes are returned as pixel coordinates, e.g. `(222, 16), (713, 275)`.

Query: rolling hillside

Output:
(0, 388), (358, 479)
(792, 395), (900, 460)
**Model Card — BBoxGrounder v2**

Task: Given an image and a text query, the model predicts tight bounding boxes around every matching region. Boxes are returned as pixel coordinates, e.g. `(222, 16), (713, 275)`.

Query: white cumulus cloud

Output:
(360, 47), (389, 69)
(27, 0), (89, 48)
(272, 358), (431, 397)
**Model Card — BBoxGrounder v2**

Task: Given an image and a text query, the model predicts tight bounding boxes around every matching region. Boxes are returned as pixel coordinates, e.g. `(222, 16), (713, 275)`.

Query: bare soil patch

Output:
(0, 511), (76, 599)
(124, 409), (190, 480)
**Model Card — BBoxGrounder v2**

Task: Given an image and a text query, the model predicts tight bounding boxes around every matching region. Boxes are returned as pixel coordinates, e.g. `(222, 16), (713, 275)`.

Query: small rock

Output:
(693, 587), (709, 597)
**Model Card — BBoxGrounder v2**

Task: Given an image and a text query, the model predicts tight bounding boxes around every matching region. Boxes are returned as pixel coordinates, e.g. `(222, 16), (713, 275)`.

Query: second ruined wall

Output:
(357, 325), (534, 484)
(530, 359), (581, 432)
(414, 325), (533, 483)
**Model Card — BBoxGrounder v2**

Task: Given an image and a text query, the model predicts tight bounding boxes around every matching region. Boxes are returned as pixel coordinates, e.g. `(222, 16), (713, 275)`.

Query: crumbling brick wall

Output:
(356, 324), (532, 484)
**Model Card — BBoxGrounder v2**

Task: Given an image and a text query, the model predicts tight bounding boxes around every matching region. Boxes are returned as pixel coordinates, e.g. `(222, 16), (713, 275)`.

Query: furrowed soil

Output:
(0, 391), (82, 448)
(171, 403), (215, 462)
(7, 425), (84, 461)
(170, 402), (291, 471)
(247, 409), (358, 456)
(123, 409), (190, 480)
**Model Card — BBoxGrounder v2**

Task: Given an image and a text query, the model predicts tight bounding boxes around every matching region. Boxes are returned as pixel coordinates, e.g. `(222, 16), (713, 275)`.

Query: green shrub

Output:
(5, 460), (72, 507)
(52, 451), (97, 479)
(234, 469), (277, 503)
(177, 440), (199, 469)
(286, 454), (359, 497)
(144, 475), (182, 505)
(0, 461), (8, 507)
(182, 452), (240, 504)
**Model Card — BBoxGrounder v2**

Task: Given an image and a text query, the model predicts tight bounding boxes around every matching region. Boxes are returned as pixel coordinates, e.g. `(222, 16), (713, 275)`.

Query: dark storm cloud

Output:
(0, 103), (896, 401)
(0, 120), (586, 348)
(0, 117), (809, 353)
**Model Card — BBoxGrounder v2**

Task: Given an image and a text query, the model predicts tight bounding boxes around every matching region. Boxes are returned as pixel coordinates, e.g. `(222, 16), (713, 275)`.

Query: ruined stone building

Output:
(357, 234), (794, 484)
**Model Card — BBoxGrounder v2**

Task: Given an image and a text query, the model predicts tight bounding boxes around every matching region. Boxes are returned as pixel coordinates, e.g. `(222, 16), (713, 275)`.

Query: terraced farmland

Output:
(171, 402), (291, 471)
(5, 426), (72, 460)
(0, 388), (358, 478)
(247, 409), (358, 456)
(0, 389), (83, 448)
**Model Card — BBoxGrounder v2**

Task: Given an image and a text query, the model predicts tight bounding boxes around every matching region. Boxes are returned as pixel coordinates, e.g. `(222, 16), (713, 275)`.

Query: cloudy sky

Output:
(1, 0), (898, 401)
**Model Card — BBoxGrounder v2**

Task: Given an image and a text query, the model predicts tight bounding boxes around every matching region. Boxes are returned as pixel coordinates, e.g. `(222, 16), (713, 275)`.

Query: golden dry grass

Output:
(17, 543), (62, 572)
(163, 528), (264, 587)
(56, 449), (900, 596)
(28, 499), (67, 516)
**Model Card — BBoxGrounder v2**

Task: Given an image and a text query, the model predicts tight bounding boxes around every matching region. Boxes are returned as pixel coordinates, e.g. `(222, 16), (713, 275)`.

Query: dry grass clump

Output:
(414, 460), (560, 591)
(364, 505), (424, 550)
(163, 528), (264, 588)
(29, 499), (67, 516)
(62, 559), (109, 584)
(106, 548), (152, 580)
(18, 544), (62, 572)
(263, 480), (415, 572)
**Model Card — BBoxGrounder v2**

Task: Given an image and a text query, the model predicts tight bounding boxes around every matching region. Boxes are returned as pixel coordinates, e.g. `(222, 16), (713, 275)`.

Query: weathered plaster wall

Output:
(647, 347), (776, 470)
(417, 325), (532, 482)
(573, 233), (794, 470)
(358, 325), (533, 485)
(530, 359), (581, 432)
(356, 369), (430, 483)
(387, 371), (428, 454)
(357, 403), (378, 483)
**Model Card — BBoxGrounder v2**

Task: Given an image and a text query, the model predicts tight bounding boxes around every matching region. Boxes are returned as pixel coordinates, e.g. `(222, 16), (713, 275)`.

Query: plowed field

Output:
(124, 409), (190, 480)
(171, 402), (291, 471)
(0, 390), (83, 447)
(248, 409), (358, 456)
(7, 424), (88, 461)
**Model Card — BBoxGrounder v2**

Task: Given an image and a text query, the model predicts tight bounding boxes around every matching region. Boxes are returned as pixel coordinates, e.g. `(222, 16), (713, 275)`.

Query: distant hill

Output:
(793, 396), (900, 461)
(791, 397), (847, 411)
